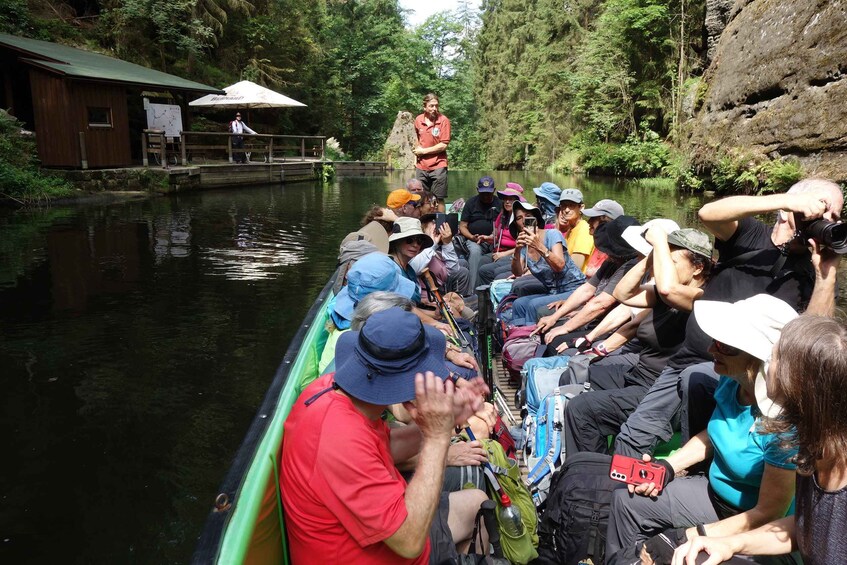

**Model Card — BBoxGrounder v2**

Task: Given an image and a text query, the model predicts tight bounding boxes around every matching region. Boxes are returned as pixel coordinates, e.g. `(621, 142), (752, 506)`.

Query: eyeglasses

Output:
(713, 340), (741, 356)
(405, 235), (427, 245)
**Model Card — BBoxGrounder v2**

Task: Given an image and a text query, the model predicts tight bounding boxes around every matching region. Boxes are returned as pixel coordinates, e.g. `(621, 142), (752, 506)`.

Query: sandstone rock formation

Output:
(383, 111), (417, 170)
(688, 0), (847, 180)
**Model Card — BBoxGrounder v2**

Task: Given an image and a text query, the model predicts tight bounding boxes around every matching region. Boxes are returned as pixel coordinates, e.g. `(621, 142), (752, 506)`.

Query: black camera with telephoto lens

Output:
(797, 218), (847, 254)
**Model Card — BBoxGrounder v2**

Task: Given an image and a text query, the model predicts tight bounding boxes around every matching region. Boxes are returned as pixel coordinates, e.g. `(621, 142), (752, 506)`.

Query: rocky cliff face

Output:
(688, 0), (847, 180)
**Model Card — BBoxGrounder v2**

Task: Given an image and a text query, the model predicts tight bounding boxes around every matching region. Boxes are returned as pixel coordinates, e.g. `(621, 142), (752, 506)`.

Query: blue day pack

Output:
(522, 356), (571, 415)
(489, 278), (514, 308)
(523, 384), (590, 508)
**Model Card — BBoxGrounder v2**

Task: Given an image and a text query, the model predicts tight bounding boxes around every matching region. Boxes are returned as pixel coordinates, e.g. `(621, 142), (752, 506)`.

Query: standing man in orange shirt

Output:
(414, 93), (451, 212)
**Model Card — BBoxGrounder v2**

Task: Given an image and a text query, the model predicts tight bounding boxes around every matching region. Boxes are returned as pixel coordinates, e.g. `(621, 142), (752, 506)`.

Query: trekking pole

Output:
(480, 499), (504, 559)
(422, 270), (470, 348)
(475, 284), (494, 400)
(475, 284), (517, 427)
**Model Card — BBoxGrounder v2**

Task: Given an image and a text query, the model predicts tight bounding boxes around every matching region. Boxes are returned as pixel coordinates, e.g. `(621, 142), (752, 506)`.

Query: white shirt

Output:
(231, 120), (257, 135)
(410, 241), (460, 275)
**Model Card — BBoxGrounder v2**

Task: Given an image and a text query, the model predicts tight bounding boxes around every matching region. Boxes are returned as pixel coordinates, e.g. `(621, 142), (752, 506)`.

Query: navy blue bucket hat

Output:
(334, 307), (448, 405)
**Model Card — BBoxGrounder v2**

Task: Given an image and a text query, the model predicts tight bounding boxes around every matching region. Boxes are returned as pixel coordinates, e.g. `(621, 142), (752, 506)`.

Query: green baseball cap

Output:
(667, 228), (713, 259)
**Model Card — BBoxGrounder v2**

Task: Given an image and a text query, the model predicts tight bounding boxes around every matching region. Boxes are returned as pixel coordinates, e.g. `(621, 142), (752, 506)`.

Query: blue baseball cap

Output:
(477, 176), (496, 193)
(334, 307), (449, 405)
(334, 253), (417, 323)
(532, 182), (561, 205)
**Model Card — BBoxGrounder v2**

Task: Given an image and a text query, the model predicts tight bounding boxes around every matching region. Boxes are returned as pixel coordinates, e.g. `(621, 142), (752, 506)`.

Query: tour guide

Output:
(414, 93), (451, 212)
(279, 307), (489, 564)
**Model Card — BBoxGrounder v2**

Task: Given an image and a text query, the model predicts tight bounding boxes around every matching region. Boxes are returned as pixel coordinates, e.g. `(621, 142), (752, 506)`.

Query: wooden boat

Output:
(192, 269), (340, 564)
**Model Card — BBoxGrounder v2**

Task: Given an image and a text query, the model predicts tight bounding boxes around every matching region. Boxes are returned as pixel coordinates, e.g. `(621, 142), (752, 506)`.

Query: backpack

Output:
(480, 438), (539, 564)
(522, 356), (572, 416)
(501, 326), (544, 386)
(491, 414), (517, 460)
(560, 352), (598, 386)
(493, 293), (519, 352)
(489, 279), (514, 309)
(535, 452), (625, 565)
(523, 384), (590, 508)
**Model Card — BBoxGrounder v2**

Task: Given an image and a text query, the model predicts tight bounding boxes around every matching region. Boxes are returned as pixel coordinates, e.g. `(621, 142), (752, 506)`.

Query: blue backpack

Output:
(523, 384), (590, 508)
(522, 356), (572, 416)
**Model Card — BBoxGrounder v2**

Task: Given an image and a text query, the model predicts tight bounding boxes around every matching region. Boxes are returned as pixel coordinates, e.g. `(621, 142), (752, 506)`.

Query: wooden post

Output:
(142, 132), (148, 167)
(160, 133), (167, 169)
(268, 137), (274, 164)
(79, 131), (88, 170)
(321, 138), (326, 160)
(228, 134), (233, 164)
(301, 137), (306, 161)
(180, 132), (187, 166)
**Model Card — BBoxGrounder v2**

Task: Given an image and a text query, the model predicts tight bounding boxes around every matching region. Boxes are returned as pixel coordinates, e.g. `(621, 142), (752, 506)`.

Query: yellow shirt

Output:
(563, 219), (595, 272)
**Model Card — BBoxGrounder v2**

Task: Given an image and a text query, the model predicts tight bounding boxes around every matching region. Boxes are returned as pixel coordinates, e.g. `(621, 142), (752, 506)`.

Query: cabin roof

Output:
(0, 33), (225, 94)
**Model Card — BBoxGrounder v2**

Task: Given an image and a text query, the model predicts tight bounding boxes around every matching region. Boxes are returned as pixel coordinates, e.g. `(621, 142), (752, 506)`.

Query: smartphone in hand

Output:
(435, 213), (448, 231)
(609, 454), (668, 492)
(523, 217), (537, 232)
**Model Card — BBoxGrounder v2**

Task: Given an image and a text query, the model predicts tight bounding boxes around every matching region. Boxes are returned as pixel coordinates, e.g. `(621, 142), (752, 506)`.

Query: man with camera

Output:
(614, 178), (844, 458)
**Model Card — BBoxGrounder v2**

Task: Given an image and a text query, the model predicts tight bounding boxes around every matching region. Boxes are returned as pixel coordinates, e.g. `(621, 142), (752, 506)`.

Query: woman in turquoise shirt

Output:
(605, 294), (800, 565)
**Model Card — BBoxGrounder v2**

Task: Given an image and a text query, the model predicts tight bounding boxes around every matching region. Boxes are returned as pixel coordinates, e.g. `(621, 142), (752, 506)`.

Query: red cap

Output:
(499, 493), (512, 506)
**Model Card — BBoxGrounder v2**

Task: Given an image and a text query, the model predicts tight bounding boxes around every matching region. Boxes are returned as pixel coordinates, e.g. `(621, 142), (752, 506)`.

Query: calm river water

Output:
(0, 170), (805, 563)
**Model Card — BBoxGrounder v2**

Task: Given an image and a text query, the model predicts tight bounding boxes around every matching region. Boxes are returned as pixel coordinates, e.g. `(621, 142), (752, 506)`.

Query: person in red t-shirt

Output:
(280, 307), (490, 564)
(414, 93), (451, 212)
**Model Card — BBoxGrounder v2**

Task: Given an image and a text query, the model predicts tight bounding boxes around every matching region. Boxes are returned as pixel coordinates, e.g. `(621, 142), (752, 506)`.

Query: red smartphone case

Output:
(609, 454), (667, 492)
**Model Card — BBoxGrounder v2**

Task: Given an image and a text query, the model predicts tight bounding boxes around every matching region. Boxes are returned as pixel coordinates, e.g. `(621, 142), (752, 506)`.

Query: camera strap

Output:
(717, 248), (788, 278)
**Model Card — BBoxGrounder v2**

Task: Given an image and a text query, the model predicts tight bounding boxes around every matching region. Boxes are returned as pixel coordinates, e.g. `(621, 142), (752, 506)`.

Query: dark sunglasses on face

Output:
(405, 235), (427, 245)
(713, 340), (741, 356)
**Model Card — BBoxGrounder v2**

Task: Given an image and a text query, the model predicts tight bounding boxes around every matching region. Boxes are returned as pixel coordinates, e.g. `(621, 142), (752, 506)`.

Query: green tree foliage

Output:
(475, 0), (705, 170)
(0, 112), (73, 203)
(412, 9), (485, 168)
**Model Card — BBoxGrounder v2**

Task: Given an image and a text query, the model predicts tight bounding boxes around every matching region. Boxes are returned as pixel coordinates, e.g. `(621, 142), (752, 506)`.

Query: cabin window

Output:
(88, 107), (113, 128)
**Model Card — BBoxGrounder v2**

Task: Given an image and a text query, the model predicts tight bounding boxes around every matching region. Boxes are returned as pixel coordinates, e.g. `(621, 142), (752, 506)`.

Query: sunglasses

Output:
(404, 235), (427, 245)
(713, 340), (741, 356)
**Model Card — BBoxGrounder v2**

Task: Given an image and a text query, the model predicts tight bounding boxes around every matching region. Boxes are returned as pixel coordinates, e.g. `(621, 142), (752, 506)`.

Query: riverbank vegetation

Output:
(1, 0), (815, 192)
(0, 111), (74, 204)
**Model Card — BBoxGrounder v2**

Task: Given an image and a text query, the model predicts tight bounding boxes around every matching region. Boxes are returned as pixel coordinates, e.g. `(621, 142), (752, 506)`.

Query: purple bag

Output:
(502, 325), (545, 386)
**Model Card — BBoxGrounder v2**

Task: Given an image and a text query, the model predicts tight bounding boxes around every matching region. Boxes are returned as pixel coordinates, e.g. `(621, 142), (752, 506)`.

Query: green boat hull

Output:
(193, 270), (339, 564)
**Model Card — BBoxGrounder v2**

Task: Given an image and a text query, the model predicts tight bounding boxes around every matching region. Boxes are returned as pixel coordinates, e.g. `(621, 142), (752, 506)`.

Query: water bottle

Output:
(497, 493), (525, 537)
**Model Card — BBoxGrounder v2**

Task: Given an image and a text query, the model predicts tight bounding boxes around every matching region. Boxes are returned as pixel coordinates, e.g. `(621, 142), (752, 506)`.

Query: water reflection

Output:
(154, 212), (193, 260)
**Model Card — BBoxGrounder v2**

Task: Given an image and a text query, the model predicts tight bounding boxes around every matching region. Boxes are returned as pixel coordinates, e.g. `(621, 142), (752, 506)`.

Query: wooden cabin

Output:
(0, 33), (223, 168)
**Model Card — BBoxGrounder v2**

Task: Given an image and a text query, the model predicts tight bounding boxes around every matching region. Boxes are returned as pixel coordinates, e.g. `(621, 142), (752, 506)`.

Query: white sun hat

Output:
(388, 216), (434, 248)
(621, 218), (680, 256)
(693, 294), (799, 416)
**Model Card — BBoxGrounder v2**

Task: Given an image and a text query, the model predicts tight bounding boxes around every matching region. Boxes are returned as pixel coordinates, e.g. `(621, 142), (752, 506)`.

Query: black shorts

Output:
(429, 492), (458, 564)
(416, 167), (448, 199)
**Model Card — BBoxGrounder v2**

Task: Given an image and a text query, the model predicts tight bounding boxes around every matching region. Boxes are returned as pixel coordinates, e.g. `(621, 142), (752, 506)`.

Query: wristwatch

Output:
(543, 250), (550, 259)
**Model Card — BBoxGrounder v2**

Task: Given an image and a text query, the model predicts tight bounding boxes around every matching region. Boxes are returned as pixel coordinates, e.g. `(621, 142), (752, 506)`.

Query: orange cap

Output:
(387, 189), (421, 209)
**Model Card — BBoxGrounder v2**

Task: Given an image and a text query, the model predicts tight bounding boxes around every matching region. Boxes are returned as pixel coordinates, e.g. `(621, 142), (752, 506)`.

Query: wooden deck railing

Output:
(142, 130), (326, 167)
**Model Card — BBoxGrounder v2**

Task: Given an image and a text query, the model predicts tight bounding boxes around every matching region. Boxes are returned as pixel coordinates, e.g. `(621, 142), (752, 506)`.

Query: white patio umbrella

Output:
(189, 80), (306, 109)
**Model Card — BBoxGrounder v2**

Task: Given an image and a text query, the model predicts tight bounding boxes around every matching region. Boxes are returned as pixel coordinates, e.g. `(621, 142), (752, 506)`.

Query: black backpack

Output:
(535, 452), (625, 565)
